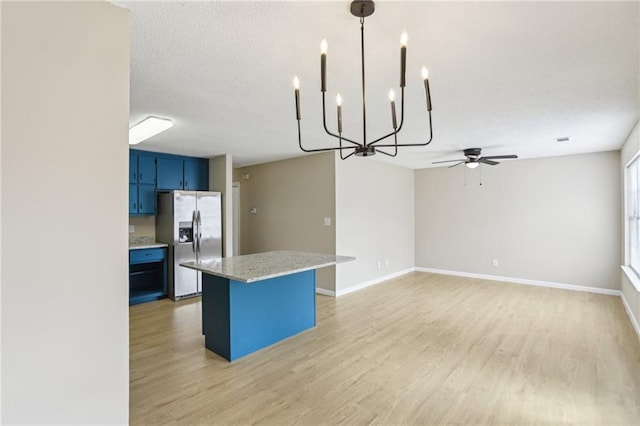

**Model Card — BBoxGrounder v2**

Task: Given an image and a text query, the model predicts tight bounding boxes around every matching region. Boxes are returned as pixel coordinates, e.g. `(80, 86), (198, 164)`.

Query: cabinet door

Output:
(129, 152), (139, 183)
(184, 159), (209, 191)
(138, 154), (156, 185)
(157, 157), (184, 190)
(129, 183), (138, 214)
(138, 184), (156, 215)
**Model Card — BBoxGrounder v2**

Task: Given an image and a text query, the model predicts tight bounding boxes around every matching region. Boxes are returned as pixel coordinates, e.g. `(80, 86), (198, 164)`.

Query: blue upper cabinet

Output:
(130, 149), (158, 215)
(130, 149), (209, 215)
(130, 150), (157, 185)
(184, 158), (209, 191)
(137, 184), (156, 214)
(130, 152), (139, 183)
(157, 157), (184, 190)
(138, 155), (156, 185)
(157, 156), (209, 191)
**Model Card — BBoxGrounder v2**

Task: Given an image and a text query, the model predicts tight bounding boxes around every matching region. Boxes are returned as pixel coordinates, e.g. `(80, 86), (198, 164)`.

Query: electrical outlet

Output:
(324, 217), (331, 226)
(129, 225), (135, 234)
(492, 259), (498, 267)
(250, 207), (257, 214)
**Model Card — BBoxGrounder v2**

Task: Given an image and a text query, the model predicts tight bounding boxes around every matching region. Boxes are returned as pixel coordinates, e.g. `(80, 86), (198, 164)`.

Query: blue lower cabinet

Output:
(201, 270), (316, 361)
(129, 247), (167, 305)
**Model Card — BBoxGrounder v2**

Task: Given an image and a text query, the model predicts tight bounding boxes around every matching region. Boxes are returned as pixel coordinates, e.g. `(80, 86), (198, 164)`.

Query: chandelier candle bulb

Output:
(293, 76), (301, 120)
(320, 39), (328, 92)
(421, 66), (432, 111)
(400, 31), (408, 88)
(336, 93), (343, 133)
(389, 89), (397, 129)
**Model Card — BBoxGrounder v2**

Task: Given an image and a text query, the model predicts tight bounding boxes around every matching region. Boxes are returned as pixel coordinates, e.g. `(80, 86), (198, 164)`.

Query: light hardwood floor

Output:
(130, 272), (640, 425)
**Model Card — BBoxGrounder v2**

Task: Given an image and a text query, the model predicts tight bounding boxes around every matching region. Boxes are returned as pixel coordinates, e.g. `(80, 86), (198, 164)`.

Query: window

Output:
(626, 153), (640, 276)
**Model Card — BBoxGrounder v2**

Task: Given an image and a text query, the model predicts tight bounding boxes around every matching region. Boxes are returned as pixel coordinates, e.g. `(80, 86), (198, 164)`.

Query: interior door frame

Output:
(232, 182), (240, 256)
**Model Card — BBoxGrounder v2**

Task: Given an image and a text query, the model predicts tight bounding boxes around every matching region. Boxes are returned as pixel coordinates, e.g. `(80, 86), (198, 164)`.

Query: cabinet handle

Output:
(180, 180), (183, 187)
(185, 181), (188, 188)
(140, 202), (143, 209)
(134, 203), (137, 210)
(140, 173), (143, 180)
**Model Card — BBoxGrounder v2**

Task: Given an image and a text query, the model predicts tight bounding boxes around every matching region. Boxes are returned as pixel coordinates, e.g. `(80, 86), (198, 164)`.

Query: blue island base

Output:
(201, 270), (316, 361)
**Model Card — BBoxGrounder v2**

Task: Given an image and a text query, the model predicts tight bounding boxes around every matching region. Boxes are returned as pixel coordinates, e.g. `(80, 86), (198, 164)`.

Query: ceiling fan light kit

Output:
(293, 0), (434, 160)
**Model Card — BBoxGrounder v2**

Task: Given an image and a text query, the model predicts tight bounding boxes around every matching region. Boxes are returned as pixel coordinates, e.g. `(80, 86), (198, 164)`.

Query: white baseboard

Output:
(415, 267), (621, 296)
(620, 291), (640, 340)
(315, 287), (336, 297)
(336, 267), (415, 297)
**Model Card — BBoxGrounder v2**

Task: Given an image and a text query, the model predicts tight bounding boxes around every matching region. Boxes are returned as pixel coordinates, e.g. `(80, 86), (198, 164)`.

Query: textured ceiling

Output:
(116, 1), (639, 169)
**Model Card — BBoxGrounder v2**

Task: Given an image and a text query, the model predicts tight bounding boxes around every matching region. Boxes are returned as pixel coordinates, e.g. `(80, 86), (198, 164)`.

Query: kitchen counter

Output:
(180, 250), (355, 361)
(129, 242), (168, 250)
(129, 236), (168, 250)
(180, 250), (354, 283)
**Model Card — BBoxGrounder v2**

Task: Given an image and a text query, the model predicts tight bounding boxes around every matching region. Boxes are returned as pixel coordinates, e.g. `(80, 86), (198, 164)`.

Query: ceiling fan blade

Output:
(479, 158), (499, 165)
(480, 154), (518, 160)
(432, 158), (466, 164)
(447, 161), (465, 168)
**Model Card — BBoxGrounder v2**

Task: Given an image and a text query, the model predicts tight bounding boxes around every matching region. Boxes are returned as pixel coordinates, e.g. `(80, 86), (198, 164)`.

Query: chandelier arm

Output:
(374, 133), (398, 157)
(321, 93), (362, 147)
(375, 148), (398, 157)
(298, 121), (359, 153)
(372, 110), (434, 148)
(339, 135), (355, 160)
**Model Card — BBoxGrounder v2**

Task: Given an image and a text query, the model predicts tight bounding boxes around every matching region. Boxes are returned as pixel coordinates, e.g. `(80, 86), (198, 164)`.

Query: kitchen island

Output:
(181, 250), (354, 361)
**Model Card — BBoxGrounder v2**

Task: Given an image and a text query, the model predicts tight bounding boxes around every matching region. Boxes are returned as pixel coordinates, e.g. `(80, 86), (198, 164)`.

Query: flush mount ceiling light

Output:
(129, 116), (173, 145)
(292, 0), (434, 159)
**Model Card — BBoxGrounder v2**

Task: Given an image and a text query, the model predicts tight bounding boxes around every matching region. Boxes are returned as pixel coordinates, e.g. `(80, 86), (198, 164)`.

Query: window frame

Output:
(623, 149), (640, 291)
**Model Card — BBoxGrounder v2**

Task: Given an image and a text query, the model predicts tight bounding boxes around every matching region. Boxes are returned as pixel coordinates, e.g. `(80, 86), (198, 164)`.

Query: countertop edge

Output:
(129, 242), (169, 250)
(180, 256), (355, 283)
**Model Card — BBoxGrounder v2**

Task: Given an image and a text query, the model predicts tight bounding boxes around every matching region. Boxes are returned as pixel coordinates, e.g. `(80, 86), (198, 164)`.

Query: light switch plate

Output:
(129, 225), (135, 234)
(324, 217), (331, 226)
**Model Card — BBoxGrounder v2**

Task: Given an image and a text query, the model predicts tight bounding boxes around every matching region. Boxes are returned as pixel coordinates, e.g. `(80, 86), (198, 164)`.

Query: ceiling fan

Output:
(432, 148), (518, 169)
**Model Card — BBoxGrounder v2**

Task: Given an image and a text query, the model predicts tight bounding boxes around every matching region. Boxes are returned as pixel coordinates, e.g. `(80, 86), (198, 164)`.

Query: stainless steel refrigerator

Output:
(156, 191), (222, 300)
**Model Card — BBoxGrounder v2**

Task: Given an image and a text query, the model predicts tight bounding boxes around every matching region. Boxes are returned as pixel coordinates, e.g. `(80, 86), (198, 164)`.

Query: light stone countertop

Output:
(129, 236), (168, 250)
(129, 242), (169, 250)
(180, 250), (355, 283)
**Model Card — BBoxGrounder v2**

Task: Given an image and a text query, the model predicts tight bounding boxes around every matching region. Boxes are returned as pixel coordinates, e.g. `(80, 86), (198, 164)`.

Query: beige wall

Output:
(415, 151), (621, 290)
(335, 156), (415, 294)
(235, 153), (336, 291)
(620, 120), (640, 333)
(210, 155), (233, 256)
(1, 2), (129, 423)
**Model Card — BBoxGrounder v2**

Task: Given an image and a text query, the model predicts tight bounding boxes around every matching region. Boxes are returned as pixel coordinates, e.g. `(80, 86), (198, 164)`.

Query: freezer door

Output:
(173, 191), (197, 243)
(174, 242), (199, 298)
(173, 191), (199, 298)
(196, 192), (222, 261)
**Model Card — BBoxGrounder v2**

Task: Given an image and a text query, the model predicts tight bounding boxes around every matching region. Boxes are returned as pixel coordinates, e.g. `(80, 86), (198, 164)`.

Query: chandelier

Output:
(293, 0), (433, 159)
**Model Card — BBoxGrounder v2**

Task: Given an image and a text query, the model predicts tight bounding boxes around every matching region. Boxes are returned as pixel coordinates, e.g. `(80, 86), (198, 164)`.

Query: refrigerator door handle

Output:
(191, 210), (197, 253)
(196, 210), (202, 255)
